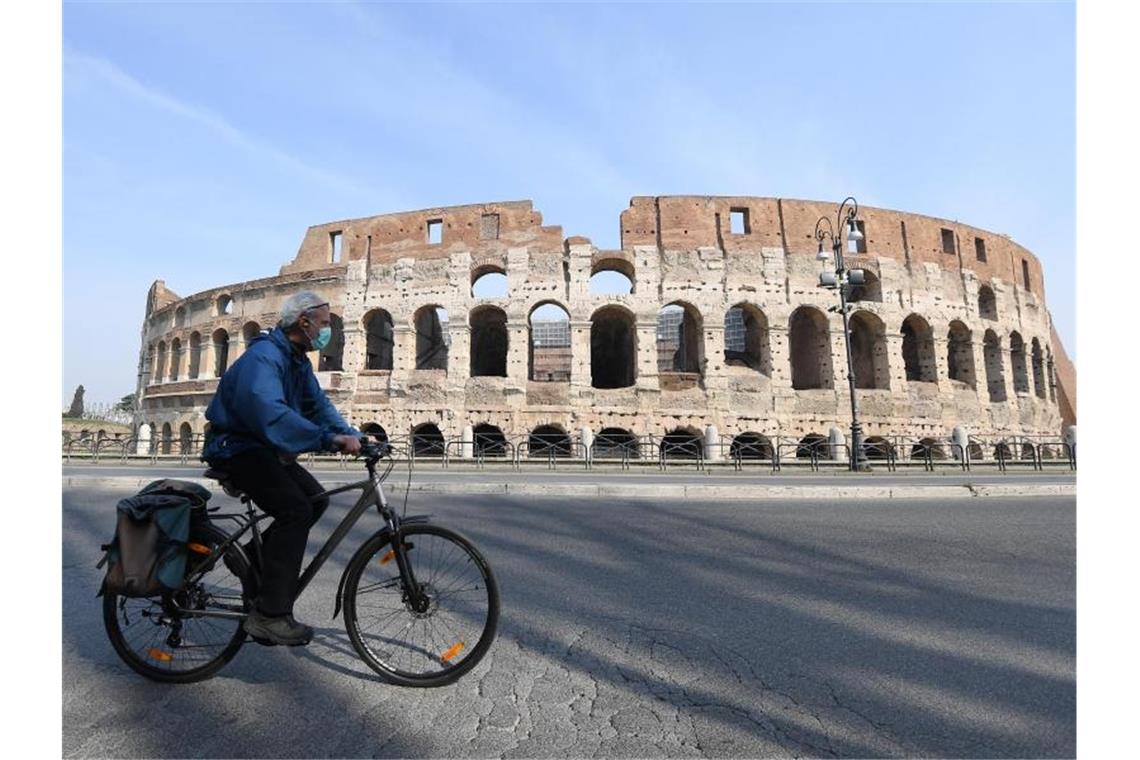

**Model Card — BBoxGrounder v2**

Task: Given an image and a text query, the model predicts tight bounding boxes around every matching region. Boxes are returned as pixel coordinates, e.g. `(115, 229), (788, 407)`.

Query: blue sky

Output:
(63, 0), (1075, 407)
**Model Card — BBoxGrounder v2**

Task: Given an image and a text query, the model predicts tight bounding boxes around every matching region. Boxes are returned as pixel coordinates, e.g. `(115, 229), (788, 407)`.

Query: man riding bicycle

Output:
(202, 290), (361, 646)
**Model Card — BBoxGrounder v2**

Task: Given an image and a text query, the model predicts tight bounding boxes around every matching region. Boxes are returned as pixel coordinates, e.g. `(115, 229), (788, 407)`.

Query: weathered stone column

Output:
(569, 320), (592, 401)
(505, 320), (529, 389)
(341, 324), (366, 375)
(388, 325), (415, 396)
(635, 318), (659, 392)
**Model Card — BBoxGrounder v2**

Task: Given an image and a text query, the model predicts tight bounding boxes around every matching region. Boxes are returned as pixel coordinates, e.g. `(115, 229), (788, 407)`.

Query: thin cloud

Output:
(64, 47), (377, 199)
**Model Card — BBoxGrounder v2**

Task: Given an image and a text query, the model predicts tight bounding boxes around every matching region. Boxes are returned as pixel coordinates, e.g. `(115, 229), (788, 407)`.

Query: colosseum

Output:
(132, 196), (1075, 464)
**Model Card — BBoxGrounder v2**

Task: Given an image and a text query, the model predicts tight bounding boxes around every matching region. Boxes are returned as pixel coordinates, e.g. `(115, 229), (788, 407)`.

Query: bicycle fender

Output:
(332, 515), (432, 619)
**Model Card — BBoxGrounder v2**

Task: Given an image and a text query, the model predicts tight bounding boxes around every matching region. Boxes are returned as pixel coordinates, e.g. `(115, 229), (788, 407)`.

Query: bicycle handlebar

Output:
(356, 437), (391, 462)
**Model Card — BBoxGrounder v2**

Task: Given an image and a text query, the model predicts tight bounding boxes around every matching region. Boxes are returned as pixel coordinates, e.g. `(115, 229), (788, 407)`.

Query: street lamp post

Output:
(814, 197), (870, 472)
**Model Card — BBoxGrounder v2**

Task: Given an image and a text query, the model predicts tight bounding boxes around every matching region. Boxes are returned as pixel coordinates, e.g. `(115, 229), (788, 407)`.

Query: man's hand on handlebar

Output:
(332, 434), (363, 456)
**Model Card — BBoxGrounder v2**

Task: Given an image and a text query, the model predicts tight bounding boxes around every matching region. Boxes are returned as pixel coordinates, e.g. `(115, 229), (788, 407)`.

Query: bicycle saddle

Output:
(202, 468), (245, 499)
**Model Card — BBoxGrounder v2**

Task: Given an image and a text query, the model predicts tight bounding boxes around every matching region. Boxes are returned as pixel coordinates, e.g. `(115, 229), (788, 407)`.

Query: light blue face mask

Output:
(310, 326), (332, 351)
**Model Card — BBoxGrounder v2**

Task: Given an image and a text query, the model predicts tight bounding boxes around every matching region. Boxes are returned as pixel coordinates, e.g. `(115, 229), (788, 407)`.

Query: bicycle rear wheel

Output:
(343, 524), (499, 687)
(102, 523), (252, 683)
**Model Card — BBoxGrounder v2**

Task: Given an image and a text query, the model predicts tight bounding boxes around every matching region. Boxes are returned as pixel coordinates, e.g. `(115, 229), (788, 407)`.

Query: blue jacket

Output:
(202, 327), (359, 462)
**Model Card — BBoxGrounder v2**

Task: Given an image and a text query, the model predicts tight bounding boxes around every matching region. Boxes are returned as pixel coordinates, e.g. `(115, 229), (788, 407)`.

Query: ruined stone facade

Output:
(133, 197), (1069, 457)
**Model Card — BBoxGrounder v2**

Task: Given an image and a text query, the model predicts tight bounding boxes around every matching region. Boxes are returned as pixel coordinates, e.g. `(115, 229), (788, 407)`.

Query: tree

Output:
(114, 393), (136, 413)
(64, 385), (85, 418)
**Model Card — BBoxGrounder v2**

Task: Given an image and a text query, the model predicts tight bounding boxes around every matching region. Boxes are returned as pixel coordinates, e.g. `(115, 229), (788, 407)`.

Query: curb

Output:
(62, 476), (1075, 500)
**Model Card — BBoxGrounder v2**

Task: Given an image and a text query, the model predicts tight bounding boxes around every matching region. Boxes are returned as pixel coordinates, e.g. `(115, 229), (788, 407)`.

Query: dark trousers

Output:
(223, 448), (329, 616)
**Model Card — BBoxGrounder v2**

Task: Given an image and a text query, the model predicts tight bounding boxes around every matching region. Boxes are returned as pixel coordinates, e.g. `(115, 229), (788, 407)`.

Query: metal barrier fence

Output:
(63, 430), (1075, 473)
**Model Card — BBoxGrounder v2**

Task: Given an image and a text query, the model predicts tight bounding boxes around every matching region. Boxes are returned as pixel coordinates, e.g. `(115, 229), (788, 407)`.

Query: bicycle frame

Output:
(174, 456), (427, 622)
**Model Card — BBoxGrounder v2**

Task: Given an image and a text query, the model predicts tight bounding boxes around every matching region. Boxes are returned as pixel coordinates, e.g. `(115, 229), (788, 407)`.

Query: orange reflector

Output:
(441, 642), (465, 663)
(187, 542), (212, 555)
(379, 550), (395, 566)
(147, 648), (174, 663)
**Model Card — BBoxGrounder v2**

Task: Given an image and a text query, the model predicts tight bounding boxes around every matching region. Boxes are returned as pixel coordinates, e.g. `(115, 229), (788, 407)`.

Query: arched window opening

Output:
(361, 422), (388, 443)
(242, 321), (262, 346)
(1031, 338), (1046, 399)
(471, 269), (508, 299)
(412, 423), (444, 458)
(474, 423), (508, 458)
(470, 306), (508, 377)
(849, 311), (890, 390)
(174, 306), (186, 328)
(188, 332), (202, 379)
(789, 307), (833, 390)
(161, 423), (173, 455)
(364, 309), (394, 371)
(179, 422), (193, 453)
(414, 306), (449, 371)
(984, 330), (1007, 402)
(862, 436), (895, 461)
(911, 438), (946, 460)
(946, 321), (975, 387)
(590, 259), (635, 295)
(661, 428), (702, 460)
(994, 442), (1012, 461)
(796, 433), (828, 459)
(731, 433), (773, 460)
(528, 425), (572, 458)
(1047, 351), (1057, 403)
(901, 315), (937, 383)
(318, 313), (345, 371)
(593, 428), (639, 459)
(529, 303), (571, 382)
(154, 341), (167, 385)
(212, 329), (230, 377)
(968, 441), (984, 461)
(724, 305), (771, 375)
(216, 294), (233, 316)
(1010, 332), (1030, 393)
(591, 306), (636, 389)
(978, 286), (998, 321)
(847, 269), (882, 303)
(657, 303), (703, 375)
(1021, 442), (1037, 461)
(169, 338), (182, 381)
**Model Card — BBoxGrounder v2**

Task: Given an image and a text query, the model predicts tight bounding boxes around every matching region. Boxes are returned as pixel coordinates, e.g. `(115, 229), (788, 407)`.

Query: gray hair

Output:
(278, 291), (330, 329)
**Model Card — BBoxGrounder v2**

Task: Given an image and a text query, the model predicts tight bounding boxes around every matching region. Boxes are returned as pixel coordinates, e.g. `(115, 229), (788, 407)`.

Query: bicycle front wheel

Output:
(343, 524), (499, 687)
(102, 523), (252, 683)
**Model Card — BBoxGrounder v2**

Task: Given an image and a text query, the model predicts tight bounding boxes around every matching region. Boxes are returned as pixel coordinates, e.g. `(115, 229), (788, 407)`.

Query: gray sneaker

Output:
(243, 611), (313, 646)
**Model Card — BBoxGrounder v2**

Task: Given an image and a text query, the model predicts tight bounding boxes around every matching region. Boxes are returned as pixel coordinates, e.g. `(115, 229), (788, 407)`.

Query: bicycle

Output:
(102, 439), (500, 687)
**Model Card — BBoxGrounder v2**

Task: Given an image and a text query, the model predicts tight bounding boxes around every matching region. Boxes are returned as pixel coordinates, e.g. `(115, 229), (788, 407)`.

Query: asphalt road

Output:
(63, 487), (1075, 758)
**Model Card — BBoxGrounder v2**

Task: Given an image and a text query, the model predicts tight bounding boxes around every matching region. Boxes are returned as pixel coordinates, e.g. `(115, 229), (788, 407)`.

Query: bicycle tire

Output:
(102, 523), (253, 683)
(343, 524), (499, 687)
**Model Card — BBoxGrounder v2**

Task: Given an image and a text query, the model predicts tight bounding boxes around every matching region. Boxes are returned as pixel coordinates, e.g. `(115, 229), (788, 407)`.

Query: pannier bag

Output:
(97, 479), (213, 597)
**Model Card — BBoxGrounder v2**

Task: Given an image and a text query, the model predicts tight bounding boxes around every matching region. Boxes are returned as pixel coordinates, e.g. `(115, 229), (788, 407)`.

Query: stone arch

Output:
(848, 269), (882, 303)
(1047, 349), (1057, 402)
(360, 422), (388, 443)
(796, 433), (828, 459)
(215, 294), (233, 316)
(154, 341), (167, 384)
(411, 422), (444, 457)
(242, 321), (261, 345)
(212, 328), (230, 377)
(161, 423), (173, 454)
(471, 266), (508, 299)
(657, 302), (704, 375)
(983, 330), (1007, 402)
(528, 424), (572, 458)
(862, 436), (895, 461)
(978, 285), (998, 321)
(661, 427), (703, 460)
(724, 304), (771, 376)
(169, 337), (183, 381)
(849, 310), (890, 389)
(788, 307), (832, 390)
(590, 257), (635, 295)
(591, 305), (636, 389)
(946, 321), (976, 388)
(1010, 331), (1030, 393)
(414, 306), (449, 371)
(470, 305), (508, 377)
(318, 313), (345, 371)
(188, 331), (202, 379)
(174, 305), (186, 328)
(473, 423), (508, 458)
(1031, 338), (1046, 399)
(593, 427), (639, 459)
(179, 422), (193, 453)
(363, 308), (394, 370)
(731, 432), (773, 460)
(529, 301), (571, 382)
(901, 314), (937, 382)
(911, 438), (946, 460)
